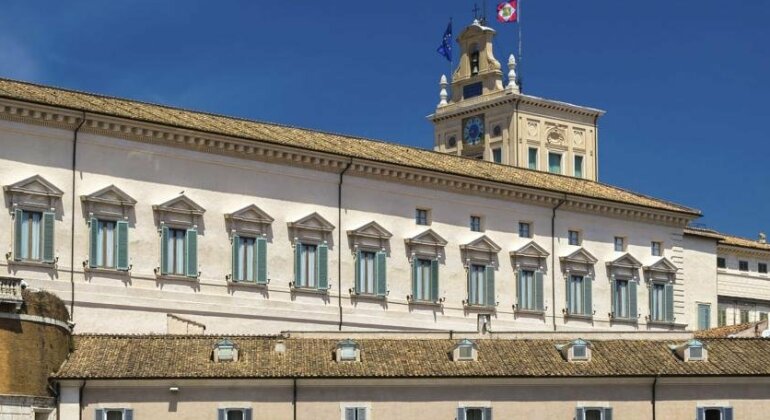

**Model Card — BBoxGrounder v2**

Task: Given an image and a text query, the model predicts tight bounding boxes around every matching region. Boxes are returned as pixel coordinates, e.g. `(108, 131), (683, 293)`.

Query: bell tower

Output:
(429, 20), (604, 181)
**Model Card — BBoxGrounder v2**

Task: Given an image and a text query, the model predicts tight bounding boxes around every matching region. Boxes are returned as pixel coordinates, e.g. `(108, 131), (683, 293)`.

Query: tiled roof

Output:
(695, 323), (761, 339)
(685, 227), (770, 252)
(53, 335), (770, 379)
(0, 78), (699, 216)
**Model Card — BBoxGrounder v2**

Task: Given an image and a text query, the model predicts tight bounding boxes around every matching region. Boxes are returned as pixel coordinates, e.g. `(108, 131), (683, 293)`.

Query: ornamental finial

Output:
(507, 54), (519, 93)
(438, 74), (449, 107)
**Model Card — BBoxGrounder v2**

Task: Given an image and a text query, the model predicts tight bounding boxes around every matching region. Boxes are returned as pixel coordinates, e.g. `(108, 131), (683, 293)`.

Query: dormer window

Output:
(671, 339), (707, 362)
(213, 338), (238, 362)
(336, 339), (360, 362)
(557, 339), (592, 362)
(452, 339), (478, 362)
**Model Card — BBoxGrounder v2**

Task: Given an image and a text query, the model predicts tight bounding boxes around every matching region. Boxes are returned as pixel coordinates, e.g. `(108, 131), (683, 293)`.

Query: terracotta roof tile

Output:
(53, 335), (770, 380)
(685, 227), (770, 252)
(0, 78), (699, 216)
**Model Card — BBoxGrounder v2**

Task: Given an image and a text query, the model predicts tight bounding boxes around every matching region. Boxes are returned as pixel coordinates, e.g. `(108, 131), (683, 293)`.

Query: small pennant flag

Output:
(436, 21), (453, 62)
(497, 1), (518, 23)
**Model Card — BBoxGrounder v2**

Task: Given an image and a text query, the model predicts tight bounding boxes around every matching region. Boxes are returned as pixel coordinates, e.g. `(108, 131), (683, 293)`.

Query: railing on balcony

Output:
(0, 277), (23, 305)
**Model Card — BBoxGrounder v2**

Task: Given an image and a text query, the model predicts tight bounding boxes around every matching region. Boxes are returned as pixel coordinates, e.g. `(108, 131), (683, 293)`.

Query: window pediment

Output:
(288, 212), (334, 243)
(510, 241), (550, 259)
(405, 229), (447, 259)
(4, 175), (63, 211)
(347, 221), (392, 251)
(606, 253), (642, 269)
(225, 204), (273, 237)
(152, 195), (205, 228)
(560, 248), (598, 265)
(81, 185), (136, 220)
(461, 235), (501, 265)
(644, 257), (678, 274)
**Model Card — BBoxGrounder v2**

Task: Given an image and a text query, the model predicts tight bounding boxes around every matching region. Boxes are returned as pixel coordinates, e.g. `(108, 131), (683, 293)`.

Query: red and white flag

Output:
(497, 1), (518, 23)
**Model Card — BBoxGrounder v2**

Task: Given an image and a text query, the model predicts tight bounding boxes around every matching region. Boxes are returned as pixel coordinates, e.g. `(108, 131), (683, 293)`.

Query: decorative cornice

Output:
(0, 99), (695, 227)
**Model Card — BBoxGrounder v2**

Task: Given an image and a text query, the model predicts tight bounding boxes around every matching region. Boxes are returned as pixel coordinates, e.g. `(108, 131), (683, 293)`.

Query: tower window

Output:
(574, 155), (584, 178)
(470, 51), (480, 76)
(717, 257), (726, 268)
(548, 152), (563, 174)
(528, 148), (538, 170)
(492, 148), (502, 163)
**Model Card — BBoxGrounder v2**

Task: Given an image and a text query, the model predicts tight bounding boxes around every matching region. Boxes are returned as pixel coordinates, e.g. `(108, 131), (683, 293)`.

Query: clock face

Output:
(463, 116), (485, 145)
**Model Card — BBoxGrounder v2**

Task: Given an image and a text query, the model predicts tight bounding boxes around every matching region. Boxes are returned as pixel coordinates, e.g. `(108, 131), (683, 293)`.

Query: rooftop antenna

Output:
(482, 0), (488, 24)
(472, 3), (481, 21)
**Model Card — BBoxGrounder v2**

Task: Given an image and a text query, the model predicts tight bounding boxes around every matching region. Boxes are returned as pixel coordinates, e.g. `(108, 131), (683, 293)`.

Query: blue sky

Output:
(1, 1), (768, 238)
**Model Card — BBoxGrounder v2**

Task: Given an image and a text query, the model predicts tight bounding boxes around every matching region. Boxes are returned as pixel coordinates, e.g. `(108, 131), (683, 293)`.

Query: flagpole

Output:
(518, 0), (523, 92)
(449, 18), (454, 95)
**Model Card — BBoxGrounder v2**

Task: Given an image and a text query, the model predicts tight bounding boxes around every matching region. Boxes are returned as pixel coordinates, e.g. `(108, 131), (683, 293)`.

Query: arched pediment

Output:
(510, 241), (550, 259)
(606, 253), (643, 269)
(560, 248), (598, 265)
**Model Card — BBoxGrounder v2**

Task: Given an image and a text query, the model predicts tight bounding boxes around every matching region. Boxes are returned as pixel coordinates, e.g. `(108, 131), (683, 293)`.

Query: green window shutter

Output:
(345, 408), (355, 420)
(723, 407), (733, 420)
(13, 209), (23, 261)
(516, 269), (523, 307)
(485, 266), (495, 307)
(430, 259), (439, 302)
(256, 236), (268, 285)
(218, 409), (226, 420)
(456, 408), (466, 420)
(629, 280), (638, 319)
(317, 243), (328, 290)
(294, 242), (302, 284)
(535, 270), (544, 311)
(89, 217), (99, 268)
(244, 408), (253, 420)
(603, 408), (612, 420)
(356, 408), (366, 420)
(483, 407), (492, 420)
(411, 259), (418, 299)
(185, 228), (198, 278)
(665, 283), (675, 322)
(95, 409), (103, 420)
(376, 251), (387, 297)
(354, 249), (362, 294)
(575, 407), (585, 420)
(124, 409), (133, 420)
(467, 266), (474, 304)
(160, 225), (169, 275)
(231, 234), (240, 282)
(116, 220), (130, 271)
(566, 276), (572, 314)
(610, 279), (617, 316)
(583, 275), (593, 315)
(696, 407), (705, 420)
(42, 211), (55, 263)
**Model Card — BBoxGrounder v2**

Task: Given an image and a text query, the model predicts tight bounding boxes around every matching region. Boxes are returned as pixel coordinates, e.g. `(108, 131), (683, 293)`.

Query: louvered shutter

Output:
(483, 407), (492, 420)
(160, 225), (169, 275)
(13, 209), (22, 260)
(345, 407), (356, 420)
(376, 251), (387, 297)
(256, 236), (267, 285)
(629, 280), (638, 319)
(610, 278), (617, 317)
(411, 259), (418, 300)
(566, 276), (573, 315)
(696, 407), (705, 420)
(89, 217), (99, 268)
(665, 283), (674, 322)
(231, 234), (240, 282)
(723, 407), (733, 420)
(116, 220), (129, 271)
(603, 407), (612, 420)
(244, 408), (253, 420)
(294, 242), (302, 285)
(354, 249), (362, 294)
(583, 275), (593, 316)
(42, 211), (55, 263)
(467, 266), (473, 304)
(516, 269), (523, 307)
(317, 243), (328, 290)
(456, 408), (466, 420)
(185, 228), (198, 278)
(356, 407), (366, 420)
(575, 407), (585, 420)
(123, 409), (133, 420)
(95, 409), (104, 420)
(217, 408), (226, 420)
(535, 270), (544, 311)
(430, 259), (439, 302)
(485, 265), (495, 307)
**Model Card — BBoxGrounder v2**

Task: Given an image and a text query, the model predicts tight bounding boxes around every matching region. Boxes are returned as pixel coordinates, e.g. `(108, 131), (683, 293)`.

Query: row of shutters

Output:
(12, 209), (56, 263)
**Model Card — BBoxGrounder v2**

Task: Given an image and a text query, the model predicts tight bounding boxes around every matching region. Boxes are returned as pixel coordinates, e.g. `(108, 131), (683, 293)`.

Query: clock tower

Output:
(429, 20), (605, 181)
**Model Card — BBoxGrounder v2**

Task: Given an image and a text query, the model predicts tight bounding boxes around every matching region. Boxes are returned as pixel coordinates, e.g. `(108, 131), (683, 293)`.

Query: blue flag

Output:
(436, 21), (452, 62)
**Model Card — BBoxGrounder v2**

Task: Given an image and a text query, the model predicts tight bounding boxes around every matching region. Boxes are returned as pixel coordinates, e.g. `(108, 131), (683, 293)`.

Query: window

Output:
(567, 274), (591, 316)
(467, 264), (494, 307)
(458, 407), (491, 420)
(740, 309), (749, 324)
(470, 50), (480, 75)
(614, 237), (625, 252)
(568, 230), (581, 246)
(492, 148), (502, 163)
(89, 219), (129, 270)
(739, 260), (749, 272)
(760, 263), (768, 274)
(217, 408), (252, 420)
(519, 222), (532, 238)
(470, 216), (482, 232)
(337, 339), (359, 362)
(294, 242), (328, 289)
(760, 312), (768, 322)
(650, 282), (674, 323)
(696, 407), (733, 420)
(548, 152), (562, 174)
(572, 342), (588, 360)
(161, 226), (197, 277)
(458, 343), (473, 360)
(412, 258), (438, 302)
(95, 409), (133, 420)
(213, 338), (238, 362)
(517, 269), (543, 311)
(492, 125), (502, 137)
(528, 147), (538, 170)
(231, 235), (268, 283)
(447, 136), (457, 148)
(415, 208), (429, 225)
(718, 308), (727, 327)
(14, 210), (55, 262)
(577, 407), (613, 420)
(717, 257), (726, 269)
(697, 303), (711, 330)
(355, 250), (386, 296)
(574, 155), (584, 178)
(613, 279), (637, 319)
(344, 407), (367, 420)
(651, 241), (662, 257)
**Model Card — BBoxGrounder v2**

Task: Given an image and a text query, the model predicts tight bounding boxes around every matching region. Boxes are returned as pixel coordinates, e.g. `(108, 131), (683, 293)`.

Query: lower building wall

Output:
(60, 378), (770, 420)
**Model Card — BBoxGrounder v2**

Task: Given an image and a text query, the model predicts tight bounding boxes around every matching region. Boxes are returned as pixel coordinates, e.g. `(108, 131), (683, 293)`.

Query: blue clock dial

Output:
(463, 116), (485, 145)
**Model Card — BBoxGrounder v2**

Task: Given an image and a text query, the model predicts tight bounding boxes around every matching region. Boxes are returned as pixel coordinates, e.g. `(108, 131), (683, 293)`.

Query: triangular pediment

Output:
(560, 247), (598, 264)
(3, 175), (63, 198)
(288, 212), (335, 232)
(405, 229), (448, 247)
(226, 204), (274, 224)
(510, 241), (550, 258)
(644, 257), (678, 273)
(461, 235), (501, 253)
(347, 221), (392, 240)
(153, 195), (206, 215)
(606, 253), (643, 269)
(81, 185), (137, 206)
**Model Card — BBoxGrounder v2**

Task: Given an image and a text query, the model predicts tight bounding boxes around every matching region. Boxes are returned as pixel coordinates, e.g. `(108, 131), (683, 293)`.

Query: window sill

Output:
(227, 280), (268, 288)
(514, 307), (546, 316)
(646, 319), (676, 326)
(609, 316), (639, 325)
(406, 296), (444, 307)
(156, 274), (198, 282)
(564, 313), (593, 321)
(84, 266), (131, 275)
(350, 292), (388, 301)
(463, 302), (497, 311)
(290, 283), (330, 295)
(6, 259), (57, 269)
